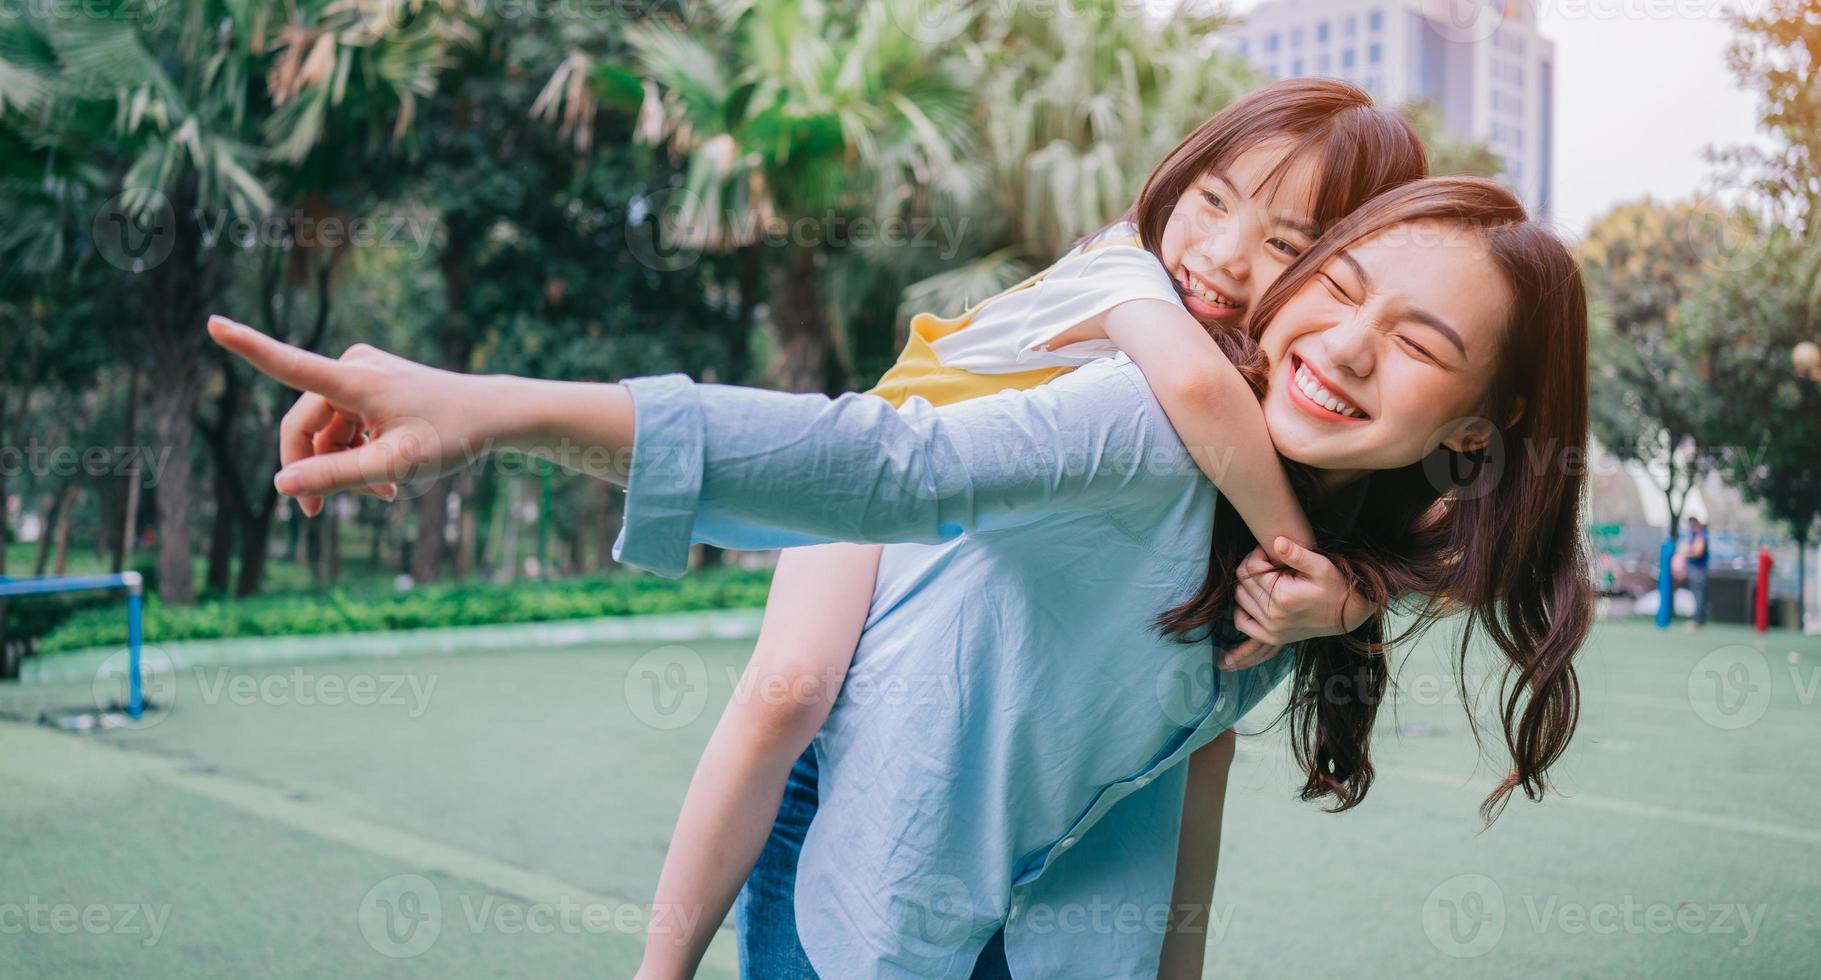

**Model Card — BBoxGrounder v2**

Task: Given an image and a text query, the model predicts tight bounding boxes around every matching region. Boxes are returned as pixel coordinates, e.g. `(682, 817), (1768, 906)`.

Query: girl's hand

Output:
(1223, 537), (1373, 670)
(207, 316), (508, 514)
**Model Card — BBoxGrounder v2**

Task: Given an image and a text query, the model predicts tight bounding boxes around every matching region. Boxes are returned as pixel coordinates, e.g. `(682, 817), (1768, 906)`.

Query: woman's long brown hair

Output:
(1157, 177), (1595, 822)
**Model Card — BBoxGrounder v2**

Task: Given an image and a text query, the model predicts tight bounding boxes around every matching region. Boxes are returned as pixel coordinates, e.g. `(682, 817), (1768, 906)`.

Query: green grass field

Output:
(1, 618), (1817, 978)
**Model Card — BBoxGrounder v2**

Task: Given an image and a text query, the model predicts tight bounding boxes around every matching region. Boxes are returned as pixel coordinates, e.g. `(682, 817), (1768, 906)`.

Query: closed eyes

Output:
(1396, 335), (1438, 363)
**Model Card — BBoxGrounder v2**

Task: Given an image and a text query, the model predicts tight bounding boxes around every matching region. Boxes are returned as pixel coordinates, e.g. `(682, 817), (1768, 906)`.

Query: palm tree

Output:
(0, 0), (479, 603)
(865, 0), (1256, 325)
(536, 0), (977, 393)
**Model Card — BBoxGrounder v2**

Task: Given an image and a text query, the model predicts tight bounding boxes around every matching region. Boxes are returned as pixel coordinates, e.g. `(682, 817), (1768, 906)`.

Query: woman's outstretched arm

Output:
(208, 316), (1183, 577)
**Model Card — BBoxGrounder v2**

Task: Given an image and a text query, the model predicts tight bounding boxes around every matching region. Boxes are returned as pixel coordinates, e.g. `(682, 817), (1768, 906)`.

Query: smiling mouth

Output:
(1178, 269), (1244, 318)
(1290, 354), (1369, 420)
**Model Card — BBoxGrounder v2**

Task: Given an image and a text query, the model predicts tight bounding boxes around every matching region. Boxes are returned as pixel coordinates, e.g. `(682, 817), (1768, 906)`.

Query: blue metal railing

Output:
(0, 572), (146, 718)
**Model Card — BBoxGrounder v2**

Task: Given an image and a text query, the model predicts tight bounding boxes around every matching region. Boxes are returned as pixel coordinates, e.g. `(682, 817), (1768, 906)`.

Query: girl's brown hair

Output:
(1160, 177), (1594, 822)
(1131, 77), (1429, 251)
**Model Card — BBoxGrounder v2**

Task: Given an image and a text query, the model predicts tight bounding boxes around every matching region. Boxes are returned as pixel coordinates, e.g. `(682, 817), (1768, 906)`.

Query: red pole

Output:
(1754, 546), (1774, 633)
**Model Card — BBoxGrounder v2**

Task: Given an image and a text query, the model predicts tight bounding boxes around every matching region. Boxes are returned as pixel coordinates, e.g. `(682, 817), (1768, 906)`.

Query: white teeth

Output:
(1295, 364), (1362, 418)
(1184, 273), (1240, 309)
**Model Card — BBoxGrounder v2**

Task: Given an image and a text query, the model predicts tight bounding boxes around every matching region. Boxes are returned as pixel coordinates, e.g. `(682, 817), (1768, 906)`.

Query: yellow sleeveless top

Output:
(866, 233), (1148, 409)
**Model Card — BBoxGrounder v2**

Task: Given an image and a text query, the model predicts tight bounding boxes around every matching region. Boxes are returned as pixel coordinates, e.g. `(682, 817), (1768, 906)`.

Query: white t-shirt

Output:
(926, 221), (1187, 375)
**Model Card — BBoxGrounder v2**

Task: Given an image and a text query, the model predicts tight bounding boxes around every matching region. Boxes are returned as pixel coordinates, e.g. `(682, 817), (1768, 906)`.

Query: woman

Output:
(207, 177), (1593, 979)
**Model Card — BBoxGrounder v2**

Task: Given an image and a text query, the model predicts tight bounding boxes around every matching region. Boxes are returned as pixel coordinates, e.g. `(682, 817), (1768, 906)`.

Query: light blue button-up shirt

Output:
(614, 357), (1296, 978)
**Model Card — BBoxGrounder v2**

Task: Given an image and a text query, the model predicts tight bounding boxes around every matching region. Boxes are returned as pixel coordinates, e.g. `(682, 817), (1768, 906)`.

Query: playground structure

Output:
(0, 571), (145, 719)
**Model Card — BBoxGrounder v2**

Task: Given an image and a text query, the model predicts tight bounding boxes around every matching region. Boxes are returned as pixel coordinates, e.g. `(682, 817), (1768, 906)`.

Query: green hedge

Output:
(23, 567), (774, 656)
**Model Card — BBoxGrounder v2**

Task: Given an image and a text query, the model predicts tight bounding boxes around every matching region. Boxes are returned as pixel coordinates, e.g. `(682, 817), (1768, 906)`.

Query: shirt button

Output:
(1134, 774), (1154, 788)
(1057, 836), (1077, 851)
(1009, 896), (1024, 921)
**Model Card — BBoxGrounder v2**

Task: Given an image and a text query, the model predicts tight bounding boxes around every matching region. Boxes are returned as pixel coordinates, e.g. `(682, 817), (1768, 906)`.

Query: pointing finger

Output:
(208, 316), (358, 402)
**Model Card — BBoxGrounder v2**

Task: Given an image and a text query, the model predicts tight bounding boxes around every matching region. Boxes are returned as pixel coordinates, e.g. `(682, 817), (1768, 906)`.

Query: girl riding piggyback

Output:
(639, 77), (1430, 975)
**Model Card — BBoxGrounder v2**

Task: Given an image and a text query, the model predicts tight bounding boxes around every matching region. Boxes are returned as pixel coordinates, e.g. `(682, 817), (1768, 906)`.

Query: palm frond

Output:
(897, 246), (1031, 325)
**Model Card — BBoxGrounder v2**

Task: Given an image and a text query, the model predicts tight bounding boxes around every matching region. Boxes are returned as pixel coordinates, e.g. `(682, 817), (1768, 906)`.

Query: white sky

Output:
(1535, 1), (1763, 235)
(1216, 0), (1768, 236)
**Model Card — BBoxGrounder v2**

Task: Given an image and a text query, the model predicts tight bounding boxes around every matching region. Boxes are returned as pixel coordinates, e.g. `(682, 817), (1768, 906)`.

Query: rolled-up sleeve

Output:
(607, 374), (705, 577)
(611, 359), (1191, 577)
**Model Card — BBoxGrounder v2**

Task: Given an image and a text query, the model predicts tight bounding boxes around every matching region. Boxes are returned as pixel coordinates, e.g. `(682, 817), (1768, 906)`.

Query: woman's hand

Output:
(207, 316), (516, 515)
(1222, 537), (1373, 670)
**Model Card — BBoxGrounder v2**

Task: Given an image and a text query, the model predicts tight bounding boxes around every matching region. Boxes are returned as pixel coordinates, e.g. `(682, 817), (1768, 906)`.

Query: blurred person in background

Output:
(1685, 516), (1710, 630)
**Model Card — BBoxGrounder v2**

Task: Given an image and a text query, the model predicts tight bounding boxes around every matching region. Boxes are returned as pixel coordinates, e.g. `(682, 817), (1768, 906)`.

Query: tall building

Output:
(1222, 0), (1554, 219)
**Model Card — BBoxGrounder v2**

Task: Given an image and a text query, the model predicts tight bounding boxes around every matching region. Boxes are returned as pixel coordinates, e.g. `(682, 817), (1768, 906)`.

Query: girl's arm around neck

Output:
(1100, 299), (1315, 549)
(1098, 302), (1374, 663)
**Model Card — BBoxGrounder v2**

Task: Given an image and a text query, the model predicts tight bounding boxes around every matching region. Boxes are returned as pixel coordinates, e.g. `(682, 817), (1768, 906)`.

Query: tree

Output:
(342, 13), (751, 582)
(207, 0), (487, 596)
(850, 0), (1259, 380)
(1721, 0), (1821, 239)
(1576, 199), (1743, 533)
(0, 287), (106, 575)
(1681, 228), (1821, 614)
(539, 0), (976, 394)
(1682, 0), (1821, 616)
(1400, 100), (1504, 180)
(0, 1), (482, 602)
(0, 3), (283, 605)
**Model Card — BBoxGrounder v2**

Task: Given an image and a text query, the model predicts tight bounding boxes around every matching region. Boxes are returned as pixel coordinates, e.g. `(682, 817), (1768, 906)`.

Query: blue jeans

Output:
(1687, 564), (1709, 624)
(734, 745), (1013, 978)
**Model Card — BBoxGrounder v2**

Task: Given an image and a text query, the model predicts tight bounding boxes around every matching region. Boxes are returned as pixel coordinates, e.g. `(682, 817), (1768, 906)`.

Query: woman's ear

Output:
(1503, 396), (1527, 430)
(1440, 396), (1526, 453)
(1439, 416), (1498, 454)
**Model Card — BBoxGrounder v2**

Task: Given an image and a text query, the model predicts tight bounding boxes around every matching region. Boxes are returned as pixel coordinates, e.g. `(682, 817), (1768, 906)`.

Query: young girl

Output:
(642, 78), (1427, 975)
